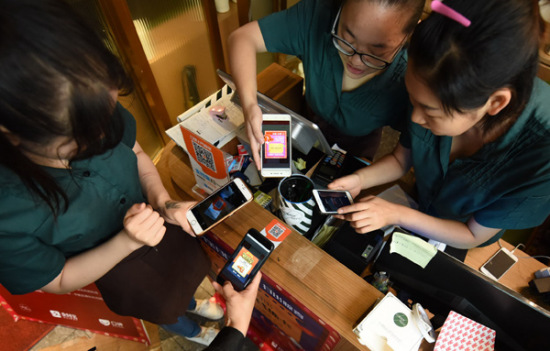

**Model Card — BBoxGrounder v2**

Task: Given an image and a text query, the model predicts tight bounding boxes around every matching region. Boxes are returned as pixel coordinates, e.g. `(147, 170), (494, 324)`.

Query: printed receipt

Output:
(389, 232), (437, 268)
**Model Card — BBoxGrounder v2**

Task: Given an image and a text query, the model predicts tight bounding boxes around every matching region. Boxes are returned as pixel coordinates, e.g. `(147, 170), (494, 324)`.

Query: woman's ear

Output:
(486, 88), (512, 116)
(0, 125), (21, 146)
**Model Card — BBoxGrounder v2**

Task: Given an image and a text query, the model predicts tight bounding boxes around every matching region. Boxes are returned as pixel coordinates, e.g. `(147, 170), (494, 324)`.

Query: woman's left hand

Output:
(159, 200), (197, 236)
(333, 195), (400, 233)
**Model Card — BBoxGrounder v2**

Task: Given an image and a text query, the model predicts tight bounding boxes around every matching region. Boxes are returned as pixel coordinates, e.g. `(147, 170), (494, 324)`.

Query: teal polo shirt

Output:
(0, 104), (146, 294)
(258, 0), (410, 136)
(401, 78), (550, 244)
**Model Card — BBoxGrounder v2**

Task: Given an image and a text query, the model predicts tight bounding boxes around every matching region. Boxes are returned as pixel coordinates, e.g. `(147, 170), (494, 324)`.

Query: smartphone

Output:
(217, 228), (274, 291)
(312, 189), (354, 214)
(480, 247), (518, 281)
(261, 114), (292, 178)
(186, 178), (253, 235)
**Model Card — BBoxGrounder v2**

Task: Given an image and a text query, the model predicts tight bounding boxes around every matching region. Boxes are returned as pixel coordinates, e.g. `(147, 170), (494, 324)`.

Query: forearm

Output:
(41, 230), (139, 294)
(134, 142), (171, 209)
(356, 143), (411, 190)
(228, 22), (266, 110)
(395, 206), (498, 249)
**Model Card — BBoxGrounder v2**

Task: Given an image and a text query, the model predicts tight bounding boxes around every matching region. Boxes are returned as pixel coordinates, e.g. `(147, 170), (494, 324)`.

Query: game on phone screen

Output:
(262, 120), (290, 170)
(219, 230), (272, 290)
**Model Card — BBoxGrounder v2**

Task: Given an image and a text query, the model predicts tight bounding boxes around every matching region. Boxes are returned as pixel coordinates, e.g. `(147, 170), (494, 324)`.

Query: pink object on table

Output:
(434, 310), (495, 351)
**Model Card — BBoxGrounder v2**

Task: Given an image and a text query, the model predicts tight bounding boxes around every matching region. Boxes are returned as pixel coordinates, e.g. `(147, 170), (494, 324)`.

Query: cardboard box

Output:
(0, 283), (150, 345)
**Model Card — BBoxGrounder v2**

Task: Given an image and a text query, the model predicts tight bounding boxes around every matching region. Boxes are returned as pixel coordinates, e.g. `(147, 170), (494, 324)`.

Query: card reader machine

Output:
(311, 150), (347, 187)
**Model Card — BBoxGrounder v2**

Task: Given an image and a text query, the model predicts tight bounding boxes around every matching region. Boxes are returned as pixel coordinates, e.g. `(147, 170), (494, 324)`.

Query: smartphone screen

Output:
(314, 190), (353, 214)
(482, 249), (517, 280)
(190, 181), (250, 232)
(262, 120), (290, 171)
(218, 229), (273, 291)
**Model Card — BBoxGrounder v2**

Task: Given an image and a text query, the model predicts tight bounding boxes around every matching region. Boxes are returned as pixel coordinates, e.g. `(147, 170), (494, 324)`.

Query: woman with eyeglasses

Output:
(228, 0), (425, 166)
(330, 0), (550, 249)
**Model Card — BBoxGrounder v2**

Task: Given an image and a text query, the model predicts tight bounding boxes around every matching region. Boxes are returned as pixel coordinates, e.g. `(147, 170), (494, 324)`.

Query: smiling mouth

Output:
(346, 63), (365, 75)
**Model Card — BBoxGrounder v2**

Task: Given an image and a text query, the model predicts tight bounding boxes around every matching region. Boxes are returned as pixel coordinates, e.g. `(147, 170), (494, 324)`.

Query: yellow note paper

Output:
(389, 232), (437, 268)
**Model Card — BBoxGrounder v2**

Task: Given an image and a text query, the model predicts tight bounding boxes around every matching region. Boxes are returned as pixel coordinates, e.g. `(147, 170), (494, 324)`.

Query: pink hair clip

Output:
(431, 0), (471, 27)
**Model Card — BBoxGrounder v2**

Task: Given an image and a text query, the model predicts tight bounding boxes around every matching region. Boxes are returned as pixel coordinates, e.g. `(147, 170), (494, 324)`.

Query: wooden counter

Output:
(157, 141), (383, 350)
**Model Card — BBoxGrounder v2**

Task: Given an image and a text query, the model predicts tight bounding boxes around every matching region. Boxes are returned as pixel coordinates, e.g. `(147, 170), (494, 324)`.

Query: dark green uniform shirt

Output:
(401, 79), (550, 244)
(258, 0), (410, 136)
(0, 104), (146, 294)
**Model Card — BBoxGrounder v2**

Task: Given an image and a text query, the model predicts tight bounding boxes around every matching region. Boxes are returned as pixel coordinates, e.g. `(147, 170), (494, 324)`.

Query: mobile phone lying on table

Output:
(216, 228), (274, 291)
(186, 178), (253, 235)
(261, 114), (292, 178)
(480, 247), (518, 281)
(312, 189), (354, 215)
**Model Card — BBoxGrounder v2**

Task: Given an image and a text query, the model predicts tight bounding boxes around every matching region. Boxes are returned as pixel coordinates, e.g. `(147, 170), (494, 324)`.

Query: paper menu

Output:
(434, 311), (495, 351)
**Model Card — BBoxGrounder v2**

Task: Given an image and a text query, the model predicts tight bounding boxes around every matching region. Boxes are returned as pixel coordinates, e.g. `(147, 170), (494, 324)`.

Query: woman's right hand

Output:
(123, 203), (166, 249)
(328, 173), (363, 198)
(244, 104), (264, 169)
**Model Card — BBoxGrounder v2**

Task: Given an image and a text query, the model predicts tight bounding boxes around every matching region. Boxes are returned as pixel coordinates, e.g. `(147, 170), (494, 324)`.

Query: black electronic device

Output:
(323, 223), (384, 275)
(311, 150), (347, 187)
(374, 232), (550, 351)
(217, 228), (274, 291)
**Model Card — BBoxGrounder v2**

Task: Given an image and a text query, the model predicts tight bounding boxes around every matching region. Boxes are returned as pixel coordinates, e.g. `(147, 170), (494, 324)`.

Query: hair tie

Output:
(431, 0), (471, 27)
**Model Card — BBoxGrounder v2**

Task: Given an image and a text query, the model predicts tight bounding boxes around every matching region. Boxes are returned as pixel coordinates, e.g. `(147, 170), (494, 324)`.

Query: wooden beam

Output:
(97, 0), (172, 143)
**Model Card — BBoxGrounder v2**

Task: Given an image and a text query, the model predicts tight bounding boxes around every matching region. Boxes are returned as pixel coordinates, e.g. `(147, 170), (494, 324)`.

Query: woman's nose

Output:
(349, 52), (364, 66)
(411, 108), (426, 125)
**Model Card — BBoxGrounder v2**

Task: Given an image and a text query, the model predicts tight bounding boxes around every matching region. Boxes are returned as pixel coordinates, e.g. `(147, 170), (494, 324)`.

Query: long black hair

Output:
(0, 0), (133, 216)
(408, 0), (544, 142)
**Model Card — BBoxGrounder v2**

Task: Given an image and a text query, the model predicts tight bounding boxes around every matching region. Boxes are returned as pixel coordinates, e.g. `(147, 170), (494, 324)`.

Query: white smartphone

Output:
(186, 178), (253, 235)
(480, 247), (518, 281)
(261, 114), (292, 178)
(312, 189), (354, 215)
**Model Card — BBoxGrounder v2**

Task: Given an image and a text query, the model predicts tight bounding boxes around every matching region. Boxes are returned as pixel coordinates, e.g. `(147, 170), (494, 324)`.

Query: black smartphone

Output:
(216, 228), (274, 291)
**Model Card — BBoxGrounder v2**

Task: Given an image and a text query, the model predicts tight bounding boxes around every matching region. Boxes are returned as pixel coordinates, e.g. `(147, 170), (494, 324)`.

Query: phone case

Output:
(480, 248), (517, 280)
(187, 179), (253, 235)
(217, 228), (274, 290)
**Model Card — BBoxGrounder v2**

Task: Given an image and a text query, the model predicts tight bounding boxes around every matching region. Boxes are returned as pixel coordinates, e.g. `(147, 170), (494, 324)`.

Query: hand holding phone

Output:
(261, 114), (292, 178)
(186, 178), (253, 235)
(480, 247), (518, 280)
(313, 189), (354, 214)
(217, 228), (274, 291)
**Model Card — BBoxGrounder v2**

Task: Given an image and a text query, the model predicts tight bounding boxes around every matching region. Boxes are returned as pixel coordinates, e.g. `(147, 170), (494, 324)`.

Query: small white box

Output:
(353, 292), (426, 351)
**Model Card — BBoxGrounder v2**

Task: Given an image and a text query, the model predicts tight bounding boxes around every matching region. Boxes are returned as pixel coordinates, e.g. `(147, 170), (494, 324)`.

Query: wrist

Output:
(227, 319), (249, 337)
(354, 170), (367, 190)
(118, 229), (144, 252)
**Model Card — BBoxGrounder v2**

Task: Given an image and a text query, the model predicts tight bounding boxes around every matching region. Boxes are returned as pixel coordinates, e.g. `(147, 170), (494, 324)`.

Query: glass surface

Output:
(126, 0), (220, 124)
(66, 0), (163, 159)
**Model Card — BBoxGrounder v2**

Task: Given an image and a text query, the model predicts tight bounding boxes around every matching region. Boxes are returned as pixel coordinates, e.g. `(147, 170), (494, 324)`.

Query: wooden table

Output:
(157, 141), (384, 350)
(466, 240), (547, 297)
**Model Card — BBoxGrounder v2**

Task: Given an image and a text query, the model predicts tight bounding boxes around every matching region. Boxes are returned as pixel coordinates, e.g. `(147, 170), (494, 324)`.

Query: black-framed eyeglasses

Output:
(330, 6), (407, 70)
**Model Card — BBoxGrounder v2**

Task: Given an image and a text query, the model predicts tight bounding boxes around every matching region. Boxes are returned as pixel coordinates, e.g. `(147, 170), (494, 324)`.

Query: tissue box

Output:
(434, 311), (495, 351)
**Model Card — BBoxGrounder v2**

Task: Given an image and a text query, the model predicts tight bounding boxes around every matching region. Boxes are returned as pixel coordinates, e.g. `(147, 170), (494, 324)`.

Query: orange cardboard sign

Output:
(180, 126), (228, 179)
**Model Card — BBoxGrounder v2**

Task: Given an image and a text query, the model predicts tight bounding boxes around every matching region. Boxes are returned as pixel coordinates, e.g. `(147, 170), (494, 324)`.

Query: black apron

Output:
(96, 223), (210, 324)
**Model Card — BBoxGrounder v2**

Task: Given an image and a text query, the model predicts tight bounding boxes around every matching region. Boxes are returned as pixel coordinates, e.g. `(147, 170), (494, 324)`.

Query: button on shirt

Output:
(0, 104), (146, 294)
(258, 0), (409, 137)
(401, 79), (550, 244)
